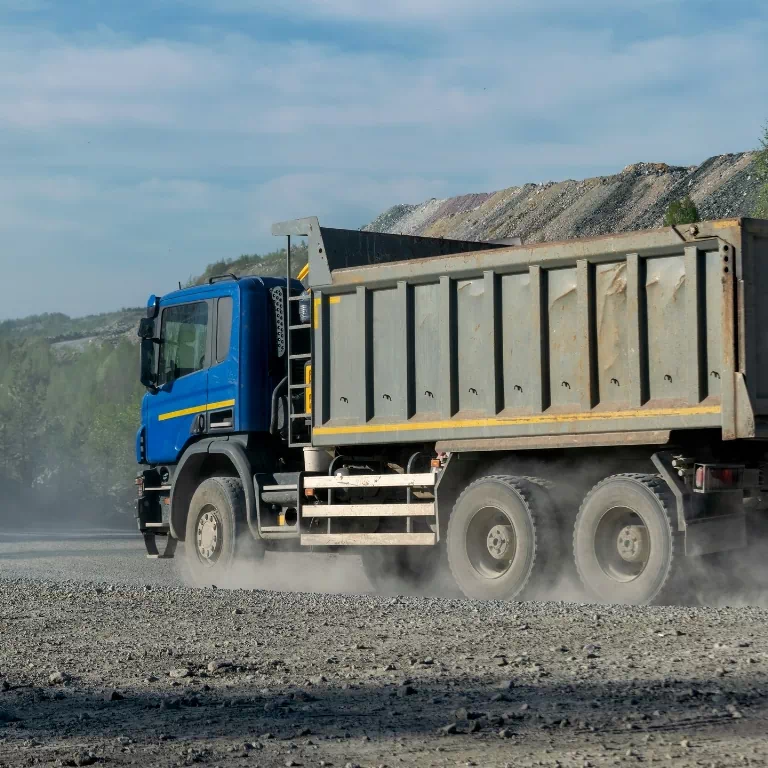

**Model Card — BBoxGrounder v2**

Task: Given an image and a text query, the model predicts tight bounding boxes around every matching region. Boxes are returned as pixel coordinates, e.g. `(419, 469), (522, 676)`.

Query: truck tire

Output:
(360, 547), (440, 593)
(447, 475), (552, 601)
(183, 477), (263, 587)
(573, 474), (679, 605)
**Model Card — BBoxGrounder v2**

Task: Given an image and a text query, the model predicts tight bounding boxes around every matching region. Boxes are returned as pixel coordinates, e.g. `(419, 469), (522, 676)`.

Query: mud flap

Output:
(143, 531), (178, 559)
(684, 514), (746, 557)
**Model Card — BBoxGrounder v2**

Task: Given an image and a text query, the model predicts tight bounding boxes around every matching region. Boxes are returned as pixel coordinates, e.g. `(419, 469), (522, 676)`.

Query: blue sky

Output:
(1, 0), (766, 319)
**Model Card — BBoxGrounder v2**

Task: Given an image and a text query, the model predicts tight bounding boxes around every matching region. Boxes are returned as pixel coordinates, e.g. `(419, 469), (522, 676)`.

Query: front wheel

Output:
(182, 477), (263, 586)
(573, 474), (679, 605)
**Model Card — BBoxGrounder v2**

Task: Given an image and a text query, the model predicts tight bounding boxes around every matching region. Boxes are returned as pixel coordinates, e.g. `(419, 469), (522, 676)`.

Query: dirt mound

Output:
(366, 152), (760, 244)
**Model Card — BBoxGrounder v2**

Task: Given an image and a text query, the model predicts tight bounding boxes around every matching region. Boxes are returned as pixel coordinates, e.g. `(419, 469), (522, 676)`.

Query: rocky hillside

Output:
(365, 152), (760, 244)
(0, 310), (145, 360)
(0, 246), (306, 358)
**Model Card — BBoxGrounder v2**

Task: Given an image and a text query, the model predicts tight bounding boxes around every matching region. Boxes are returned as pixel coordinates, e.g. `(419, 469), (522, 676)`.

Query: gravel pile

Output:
(365, 153), (760, 244)
(2, 574), (768, 767)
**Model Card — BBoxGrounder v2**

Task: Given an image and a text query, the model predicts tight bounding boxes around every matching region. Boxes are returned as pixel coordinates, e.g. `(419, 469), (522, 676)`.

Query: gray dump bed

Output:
(277, 217), (768, 450)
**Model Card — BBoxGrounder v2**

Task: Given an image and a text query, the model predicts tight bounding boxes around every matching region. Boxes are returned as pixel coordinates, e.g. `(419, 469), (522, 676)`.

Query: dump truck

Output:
(136, 216), (768, 604)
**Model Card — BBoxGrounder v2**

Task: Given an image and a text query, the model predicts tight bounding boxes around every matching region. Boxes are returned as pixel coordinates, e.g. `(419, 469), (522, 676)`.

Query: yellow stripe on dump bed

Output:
(158, 399), (236, 422)
(313, 295), (341, 328)
(312, 405), (721, 436)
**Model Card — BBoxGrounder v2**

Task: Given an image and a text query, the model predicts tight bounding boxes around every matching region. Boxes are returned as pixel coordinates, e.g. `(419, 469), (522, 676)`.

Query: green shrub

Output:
(664, 196), (700, 227)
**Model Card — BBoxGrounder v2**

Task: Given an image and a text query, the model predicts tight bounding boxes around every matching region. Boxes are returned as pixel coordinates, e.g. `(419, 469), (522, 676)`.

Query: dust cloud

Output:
(7, 449), (765, 609)
(192, 454), (768, 609)
(175, 535), (379, 596)
(0, 481), (135, 534)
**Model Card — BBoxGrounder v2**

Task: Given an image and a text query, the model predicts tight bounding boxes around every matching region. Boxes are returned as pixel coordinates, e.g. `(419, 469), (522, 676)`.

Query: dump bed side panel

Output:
(311, 224), (742, 448)
(744, 220), (768, 415)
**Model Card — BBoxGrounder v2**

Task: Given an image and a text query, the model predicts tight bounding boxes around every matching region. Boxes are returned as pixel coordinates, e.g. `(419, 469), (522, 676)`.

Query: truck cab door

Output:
(206, 295), (238, 432)
(145, 300), (211, 465)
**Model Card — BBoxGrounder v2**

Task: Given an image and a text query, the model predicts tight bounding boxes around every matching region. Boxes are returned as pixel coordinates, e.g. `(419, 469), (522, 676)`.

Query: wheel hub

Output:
(197, 510), (220, 561)
(486, 524), (514, 560)
(617, 524), (648, 563)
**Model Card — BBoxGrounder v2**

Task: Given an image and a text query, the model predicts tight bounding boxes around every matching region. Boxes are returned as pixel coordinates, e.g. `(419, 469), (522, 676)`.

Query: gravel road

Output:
(0, 533), (377, 594)
(2, 534), (768, 768)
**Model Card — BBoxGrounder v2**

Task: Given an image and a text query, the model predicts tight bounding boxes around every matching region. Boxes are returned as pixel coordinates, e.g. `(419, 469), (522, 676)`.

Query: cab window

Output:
(216, 296), (233, 363)
(158, 302), (209, 385)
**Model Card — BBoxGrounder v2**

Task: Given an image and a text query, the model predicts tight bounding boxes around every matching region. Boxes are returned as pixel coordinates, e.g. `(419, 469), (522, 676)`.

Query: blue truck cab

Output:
(137, 276), (292, 468)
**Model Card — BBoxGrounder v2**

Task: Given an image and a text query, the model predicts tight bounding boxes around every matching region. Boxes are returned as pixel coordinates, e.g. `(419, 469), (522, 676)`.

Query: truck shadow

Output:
(2, 673), (765, 756)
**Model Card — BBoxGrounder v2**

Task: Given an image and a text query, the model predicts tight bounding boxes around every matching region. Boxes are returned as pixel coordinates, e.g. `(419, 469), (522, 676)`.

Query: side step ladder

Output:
(284, 235), (312, 448)
(287, 294), (312, 448)
(300, 473), (437, 546)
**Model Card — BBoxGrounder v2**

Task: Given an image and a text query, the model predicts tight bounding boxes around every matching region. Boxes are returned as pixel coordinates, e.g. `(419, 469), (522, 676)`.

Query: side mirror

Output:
(147, 294), (160, 318)
(140, 338), (159, 393)
(138, 317), (155, 340)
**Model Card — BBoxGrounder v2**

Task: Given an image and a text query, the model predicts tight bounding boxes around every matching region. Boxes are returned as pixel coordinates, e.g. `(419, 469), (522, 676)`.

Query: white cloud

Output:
(190, 0), (682, 24)
(0, 34), (492, 131)
(0, 39), (227, 128)
(3, 21), (765, 142)
(0, 6), (766, 318)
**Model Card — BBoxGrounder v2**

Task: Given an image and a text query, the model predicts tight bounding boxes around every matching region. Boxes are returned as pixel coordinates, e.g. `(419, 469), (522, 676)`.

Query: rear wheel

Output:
(573, 474), (679, 605)
(447, 475), (555, 600)
(182, 477), (263, 586)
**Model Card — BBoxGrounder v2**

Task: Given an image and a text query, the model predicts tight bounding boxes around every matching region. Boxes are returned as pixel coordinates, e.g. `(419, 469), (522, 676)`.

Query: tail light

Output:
(694, 464), (744, 492)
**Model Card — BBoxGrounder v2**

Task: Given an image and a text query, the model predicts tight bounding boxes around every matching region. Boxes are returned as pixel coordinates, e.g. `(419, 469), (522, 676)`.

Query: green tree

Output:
(0, 400), (12, 486)
(85, 391), (143, 512)
(82, 341), (144, 513)
(754, 124), (768, 218)
(4, 339), (52, 488)
(664, 196), (700, 227)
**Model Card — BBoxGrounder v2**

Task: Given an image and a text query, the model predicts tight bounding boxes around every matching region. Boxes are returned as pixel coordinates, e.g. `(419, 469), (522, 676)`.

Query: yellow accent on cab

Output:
(313, 404), (721, 436)
(158, 399), (236, 422)
(297, 263), (309, 281)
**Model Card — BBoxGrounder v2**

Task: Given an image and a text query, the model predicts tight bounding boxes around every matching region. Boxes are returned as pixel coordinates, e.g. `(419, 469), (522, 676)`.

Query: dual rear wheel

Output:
(447, 472), (680, 605)
(447, 475), (559, 601)
(573, 474), (679, 605)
